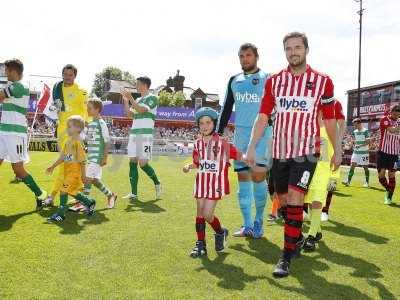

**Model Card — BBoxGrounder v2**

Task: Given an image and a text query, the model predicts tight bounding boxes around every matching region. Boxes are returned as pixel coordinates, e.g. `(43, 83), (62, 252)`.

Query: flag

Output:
(37, 83), (58, 121)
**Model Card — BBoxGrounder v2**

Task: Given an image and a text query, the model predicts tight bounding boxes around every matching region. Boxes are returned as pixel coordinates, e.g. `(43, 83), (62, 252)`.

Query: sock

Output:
(208, 216), (223, 234)
(84, 182), (92, 195)
(364, 168), (370, 184)
(196, 217), (206, 241)
(388, 177), (396, 199)
(379, 176), (389, 190)
(22, 174), (43, 197)
(93, 181), (113, 197)
(278, 205), (287, 221)
(129, 161), (139, 195)
(308, 207), (322, 237)
(57, 193), (69, 216)
(238, 181), (253, 228)
(253, 181), (268, 222)
(347, 168), (355, 183)
(140, 164), (160, 185)
(322, 192), (333, 214)
(283, 205), (303, 260)
(271, 195), (281, 217)
(74, 192), (94, 207)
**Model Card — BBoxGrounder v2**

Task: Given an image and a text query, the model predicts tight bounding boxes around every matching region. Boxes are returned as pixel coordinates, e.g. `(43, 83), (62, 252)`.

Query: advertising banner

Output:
(29, 140), (59, 152)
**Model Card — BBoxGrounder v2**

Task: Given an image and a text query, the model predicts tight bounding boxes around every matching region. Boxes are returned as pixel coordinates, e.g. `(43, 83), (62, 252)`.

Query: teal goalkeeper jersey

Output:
(217, 69), (269, 133)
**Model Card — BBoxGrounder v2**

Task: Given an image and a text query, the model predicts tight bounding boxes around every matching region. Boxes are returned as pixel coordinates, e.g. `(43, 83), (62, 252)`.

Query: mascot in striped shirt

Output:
(183, 107), (243, 258)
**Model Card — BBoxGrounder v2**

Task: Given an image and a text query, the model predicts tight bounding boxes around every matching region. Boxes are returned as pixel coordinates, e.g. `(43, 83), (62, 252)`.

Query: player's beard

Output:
(241, 63), (257, 73)
(288, 56), (306, 69)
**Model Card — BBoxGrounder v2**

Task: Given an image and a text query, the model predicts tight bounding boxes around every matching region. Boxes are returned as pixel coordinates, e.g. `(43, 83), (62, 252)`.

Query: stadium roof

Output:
(205, 93), (219, 102)
(347, 80), (400, 94)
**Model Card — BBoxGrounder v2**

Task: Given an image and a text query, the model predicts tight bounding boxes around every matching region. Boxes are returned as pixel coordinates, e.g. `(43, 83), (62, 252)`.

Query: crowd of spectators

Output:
(108, 124), (234, 142)
(155, 126), (198, 141)
(29, 119), (383, 151)
(109, 125), (129, 138)
(29, 118), (55, 137)
(342, 129), (380, 151)
(109, 125), (234, 142)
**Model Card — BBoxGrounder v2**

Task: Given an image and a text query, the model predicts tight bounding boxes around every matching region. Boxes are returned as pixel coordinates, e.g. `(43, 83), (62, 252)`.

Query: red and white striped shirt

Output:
(260, 65), (335, 159)
(379, 115), (400, 155)
(192, 134), (240, 200)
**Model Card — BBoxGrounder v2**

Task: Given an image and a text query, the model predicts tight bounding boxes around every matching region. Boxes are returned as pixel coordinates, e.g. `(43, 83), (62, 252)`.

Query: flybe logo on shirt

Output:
(199, 160), (220, 173)
(235, 92), (260, 103)
(277, 96), (314, 113)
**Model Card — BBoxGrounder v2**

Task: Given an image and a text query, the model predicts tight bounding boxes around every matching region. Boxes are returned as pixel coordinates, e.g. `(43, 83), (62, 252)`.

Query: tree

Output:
(122, 71), (136, 85)
(172, 91), (186, 107)
(91, 66), (136, 98)
(158, 90), (186, 107)
(158, 90), (174, 107)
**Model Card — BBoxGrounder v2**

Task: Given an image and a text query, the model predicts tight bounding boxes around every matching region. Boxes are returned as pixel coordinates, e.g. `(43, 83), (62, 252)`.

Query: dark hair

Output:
(137, 76), (151, 88)
(352, 118), (361, 124)
(283, 31), (309, 49)
(5, 59), (24, 75)
(62, 64), (78, 76)
(88, 98), (103, 113)
(238, 43), (259, 57)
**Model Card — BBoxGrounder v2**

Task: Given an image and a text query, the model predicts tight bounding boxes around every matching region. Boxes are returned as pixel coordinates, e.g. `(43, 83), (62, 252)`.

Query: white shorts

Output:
(0, 134), (29, 163)
(127, 134), (153, 160)
(86, 162), (102, 179)
(351, 152), (369, 166)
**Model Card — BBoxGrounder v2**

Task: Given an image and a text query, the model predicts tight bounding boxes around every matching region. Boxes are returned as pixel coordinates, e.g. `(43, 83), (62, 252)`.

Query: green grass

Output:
(0, 152), (399, 299)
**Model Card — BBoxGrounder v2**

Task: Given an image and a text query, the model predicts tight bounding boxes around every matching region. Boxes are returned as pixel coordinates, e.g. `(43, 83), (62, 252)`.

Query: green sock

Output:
(57, 194), (69, 216)
(347, 168), (355, 183)
(93, 181), (112, 197)
(140, 164), (160, 185)
(129, 161), (139, 195)
(308, 207), (322, 237)
(84, 182), (92, 195)
(22, 174), (43, 197)
(365, 168), (370, 183)
(74, 192), (94, 207)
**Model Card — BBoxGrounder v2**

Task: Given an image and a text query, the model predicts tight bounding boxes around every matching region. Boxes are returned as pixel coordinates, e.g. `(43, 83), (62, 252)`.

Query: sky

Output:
(2, 0), (399, 114)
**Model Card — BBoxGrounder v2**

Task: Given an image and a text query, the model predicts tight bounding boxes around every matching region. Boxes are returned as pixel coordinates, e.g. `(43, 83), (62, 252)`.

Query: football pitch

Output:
(0, 152), (399, 299)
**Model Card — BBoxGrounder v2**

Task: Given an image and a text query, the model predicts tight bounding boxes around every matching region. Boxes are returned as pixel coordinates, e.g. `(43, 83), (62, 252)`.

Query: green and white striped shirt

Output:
(130, 94), (158, 135)
(353, 128), (369, 154)
(0, 81), (29, 137)
(86, 118), (110, 164)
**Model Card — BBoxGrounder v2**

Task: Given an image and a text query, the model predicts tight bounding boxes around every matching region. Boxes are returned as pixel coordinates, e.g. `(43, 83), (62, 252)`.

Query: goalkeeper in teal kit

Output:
(217, 43), (272, 238)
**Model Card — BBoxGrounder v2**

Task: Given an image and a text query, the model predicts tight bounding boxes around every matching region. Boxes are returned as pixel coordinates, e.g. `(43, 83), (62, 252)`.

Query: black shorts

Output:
(272, 154), (318, 194)
(376, 151), (398, 171)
